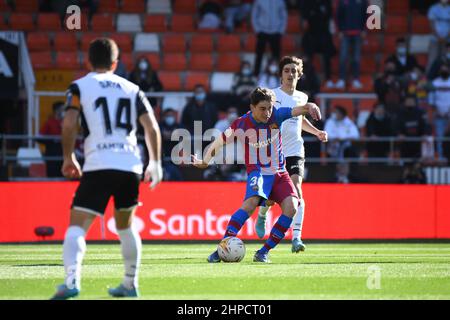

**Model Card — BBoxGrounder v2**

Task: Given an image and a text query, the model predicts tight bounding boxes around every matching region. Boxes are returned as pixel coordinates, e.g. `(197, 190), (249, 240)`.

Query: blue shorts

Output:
(244, 170), (298, 206)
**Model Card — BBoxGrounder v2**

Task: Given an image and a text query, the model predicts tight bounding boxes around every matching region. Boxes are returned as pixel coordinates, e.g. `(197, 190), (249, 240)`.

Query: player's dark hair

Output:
(279, 56), (303, 77)
(88, 38), (119, 70)
(250, 87), (275, 106)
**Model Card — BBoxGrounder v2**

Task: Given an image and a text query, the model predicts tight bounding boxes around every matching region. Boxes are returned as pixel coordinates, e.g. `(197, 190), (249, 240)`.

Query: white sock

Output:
(258, 205), (270, 218)
(117, 227), (142, 290)
(292, 198), (305, 240)
(63, 226), (86, 290)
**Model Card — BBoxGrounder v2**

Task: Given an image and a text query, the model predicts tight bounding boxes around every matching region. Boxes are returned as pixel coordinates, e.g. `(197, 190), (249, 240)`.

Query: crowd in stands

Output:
(2, 0), (450, 183)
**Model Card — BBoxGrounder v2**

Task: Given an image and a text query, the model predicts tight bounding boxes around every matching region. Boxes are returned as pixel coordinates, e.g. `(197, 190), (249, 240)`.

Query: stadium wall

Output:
(0, 182), (449, 242)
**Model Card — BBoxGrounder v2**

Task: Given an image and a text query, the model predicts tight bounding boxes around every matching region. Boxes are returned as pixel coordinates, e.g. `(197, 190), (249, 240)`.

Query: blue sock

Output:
(224, 209), (249, 238)
(260, 214), (292, 254)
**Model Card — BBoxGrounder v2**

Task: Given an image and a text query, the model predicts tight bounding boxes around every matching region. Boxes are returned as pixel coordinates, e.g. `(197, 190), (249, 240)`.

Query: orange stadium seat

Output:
(362, 35), (382, 54)
(282, 35), (297, 54)
(216, 34), (241, 52)
(385, 15), (409, 34)
(119, 52), (134, 70)
(80, 32), (106, 51)
(91, 14), (115, 32)
(121, 0), (146, 13)
(185, 72), (210, 91)
(30, 52), (54, 69)
(190, 34), (214, 52)
(386, 0), (409, 15)
(173, 0), (197, 14)
(14, 0), (39, 12)
(383, 35), (399, 55)
(109, 33), (133, 52)
(286, 13), (301, 33)
(9, 14), (35, 31)
(331, 99), (355, 119)
(190, 53), (214, 71)
(358, 98), (377, 111)
(162, 34), (186, 52)
(143, 15), (167, 32)
(243, 34), (256, 52)
(216, 53), (241, 72)
(415, 54), (428, 69)
(56, 52), (80, 69)
(162, 53), (187, 71)
(27, 32), (51, 52)
(411, 15), (432, 34)
(98, 0), (119, 13)
(360, 56), (378, 74)
(171, 14), (195, 32)
(37, 13), (61, 31)
(159, 71), (183, 91)
(136, 52), (161, 70)
(54, 32), (78, 52)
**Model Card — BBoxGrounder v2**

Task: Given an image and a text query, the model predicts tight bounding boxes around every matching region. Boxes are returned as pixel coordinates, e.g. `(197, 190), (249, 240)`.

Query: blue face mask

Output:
(195, 92), (206, 102)
(164, 116), (176, 126)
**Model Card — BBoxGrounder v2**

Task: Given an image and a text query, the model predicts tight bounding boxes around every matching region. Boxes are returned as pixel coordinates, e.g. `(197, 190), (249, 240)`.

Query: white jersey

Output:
(66, 72), (153, 174)
(272, 87), (308, 158)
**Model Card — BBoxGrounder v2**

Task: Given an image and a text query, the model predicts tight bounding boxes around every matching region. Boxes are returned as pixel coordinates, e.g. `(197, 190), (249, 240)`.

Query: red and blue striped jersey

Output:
(221, 107), (292, 174)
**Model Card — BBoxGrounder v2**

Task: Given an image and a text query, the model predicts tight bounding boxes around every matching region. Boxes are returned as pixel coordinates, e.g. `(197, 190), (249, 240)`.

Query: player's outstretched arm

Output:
(61, 109), (82, 179)
(292, 102), (321, 121)
(191, 134), (226, 169)
(139, 111), (163, 189)
(302, 117), (328, 142)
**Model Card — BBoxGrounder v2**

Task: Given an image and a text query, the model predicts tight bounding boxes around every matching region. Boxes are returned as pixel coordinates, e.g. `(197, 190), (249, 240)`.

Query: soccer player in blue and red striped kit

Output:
(192, 87), (321, 262)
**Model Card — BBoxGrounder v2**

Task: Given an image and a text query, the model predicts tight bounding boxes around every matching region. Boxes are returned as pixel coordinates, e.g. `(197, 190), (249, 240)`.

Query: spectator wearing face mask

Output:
(374, 61), (405, 118)
(128, 56), (163, 107)
(427, 0), (450, 73)
(428, 42), (450, 80)
(396, 95), (428, 159)
(258, 58), (280, 89)
(405, 66), (430, 111)
(181, 84), (218, 156)
(365, 103), (393, 158)
(232, 61), (258, 114)
(384, 37), (420, 77)
(429, 64), (450, 159)
(214, 106), (239, 132)
(159, 108), (184, 181)
(324, 106), (360, 159)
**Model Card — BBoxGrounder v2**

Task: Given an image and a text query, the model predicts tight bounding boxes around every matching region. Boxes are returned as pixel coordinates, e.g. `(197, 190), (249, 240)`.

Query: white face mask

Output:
(269, 65), (278, 74)
(139, 60), (148, 71)
(164, 116), (176, 126)
(410, 72), (418, 81)
(242, 67), (252, 76)
(397, 47), (407, 56)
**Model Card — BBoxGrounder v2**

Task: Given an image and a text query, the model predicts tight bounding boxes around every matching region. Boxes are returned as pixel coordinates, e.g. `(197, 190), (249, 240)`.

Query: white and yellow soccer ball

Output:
(217, 236), (246, 262)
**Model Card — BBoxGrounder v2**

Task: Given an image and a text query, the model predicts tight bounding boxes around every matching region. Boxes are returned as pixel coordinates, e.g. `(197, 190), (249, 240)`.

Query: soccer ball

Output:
(217, 236), (246, 262)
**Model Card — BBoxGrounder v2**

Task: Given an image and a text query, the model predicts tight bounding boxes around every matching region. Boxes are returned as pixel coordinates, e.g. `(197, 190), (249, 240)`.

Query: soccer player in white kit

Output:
(51, 38), (163, 299)
(255, 56), (327, 253)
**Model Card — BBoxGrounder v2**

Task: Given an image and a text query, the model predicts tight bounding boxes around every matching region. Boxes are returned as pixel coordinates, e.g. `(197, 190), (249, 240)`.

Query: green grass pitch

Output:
(1, 243), (450, 300)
